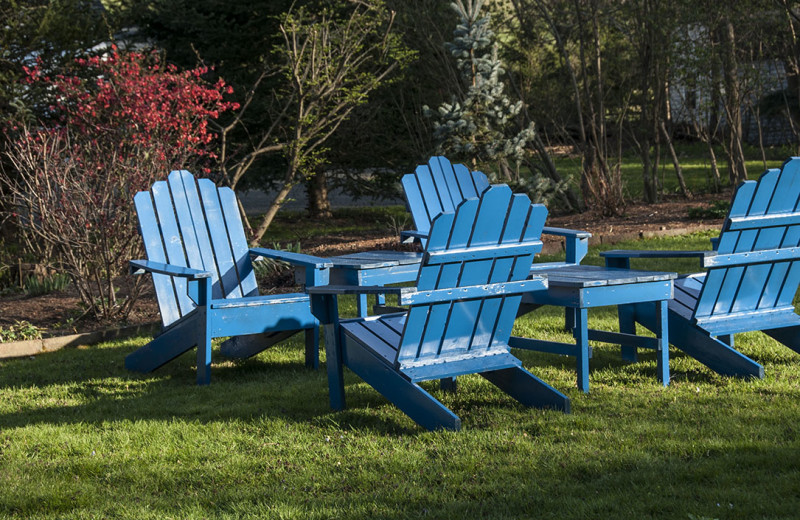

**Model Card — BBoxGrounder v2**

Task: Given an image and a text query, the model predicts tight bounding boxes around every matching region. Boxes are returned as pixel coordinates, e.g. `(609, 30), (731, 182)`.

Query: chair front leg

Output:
(191, 277), (214, 386)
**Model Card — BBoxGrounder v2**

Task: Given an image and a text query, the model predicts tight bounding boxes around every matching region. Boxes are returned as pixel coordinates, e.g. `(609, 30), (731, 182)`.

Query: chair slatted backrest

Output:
(402, 156), (490, 240)
(396, 184), (547, 369)
(134, 170), (258, 327)
(694, 158), (800, 328)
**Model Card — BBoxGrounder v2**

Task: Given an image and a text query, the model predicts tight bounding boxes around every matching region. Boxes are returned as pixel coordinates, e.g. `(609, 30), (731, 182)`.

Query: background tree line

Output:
(1, 0), (799, 320)
(4, 0), (800, 214)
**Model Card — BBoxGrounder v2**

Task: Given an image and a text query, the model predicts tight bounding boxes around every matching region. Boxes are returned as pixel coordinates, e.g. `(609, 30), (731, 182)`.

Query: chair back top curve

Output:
(134, 170), (258, 327)
(396, 184), (547, 371)
(693, 157), (800, 328)
(402, 156), (490, 240)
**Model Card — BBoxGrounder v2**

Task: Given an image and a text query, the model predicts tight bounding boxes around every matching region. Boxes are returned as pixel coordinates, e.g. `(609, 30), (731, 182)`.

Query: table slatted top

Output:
(325, 251), (423, 269)
(534, 264), (676, 288)
(322, 251), (676, 288)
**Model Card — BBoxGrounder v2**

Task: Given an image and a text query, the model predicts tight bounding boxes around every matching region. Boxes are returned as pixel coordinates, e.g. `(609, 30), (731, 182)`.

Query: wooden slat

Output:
(418, 196), (480, 359)
(151, 180), (195, 317)
(759, 160), (800, 310)
(198, 179), (243, 299)
(694, 180), (756, 318)
(714, 170), (779, 316)
(470, 168), (490, 194)
(134, 191), (180, 327)
(433, 156), (461, 210)
(453, 162), (479, 199)
(772, 160), (800, 308)
(485, 194), (539, 349)
(177, 171), (222, 298)
(401, 172), (429, 235)
(341, 318), (399, 365)
(730, 168), (793, 314)
(167, 172), (206, 279)
(218, 187), (258, 297)
(726, 211), (800, 231)
(424, 242), (541, 265)
(443, 189), (504, 353)
(415, 163), (444, 230)
(427, 157), (456, 214)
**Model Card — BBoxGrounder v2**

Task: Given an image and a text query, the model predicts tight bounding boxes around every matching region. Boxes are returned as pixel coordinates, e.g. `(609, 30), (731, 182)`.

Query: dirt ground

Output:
(0, 193), (727, 338)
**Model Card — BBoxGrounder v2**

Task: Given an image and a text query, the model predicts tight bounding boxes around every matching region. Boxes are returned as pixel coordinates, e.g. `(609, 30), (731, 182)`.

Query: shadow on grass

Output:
(0, 337), (423, 434)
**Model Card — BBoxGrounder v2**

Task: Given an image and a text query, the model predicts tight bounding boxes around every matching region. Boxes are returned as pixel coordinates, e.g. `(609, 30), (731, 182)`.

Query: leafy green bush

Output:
(688, 200), (731, 220)
(23, 273), (71, 296)
(0, 320), (42, 342)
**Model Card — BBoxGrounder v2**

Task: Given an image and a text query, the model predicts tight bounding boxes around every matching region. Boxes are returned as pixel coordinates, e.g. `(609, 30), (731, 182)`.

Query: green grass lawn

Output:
(2, 234), (799, 519)
(551, 143), (797, 200)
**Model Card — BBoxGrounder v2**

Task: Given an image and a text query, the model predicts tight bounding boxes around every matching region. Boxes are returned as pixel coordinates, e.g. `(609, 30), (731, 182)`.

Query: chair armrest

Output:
(542, 226), (592, 239)
(129, 259), (211, 280)
(400, 230), (427, 244)
(543, 227), (591, 264)
(600, 249), (712, 269)
(306, 285), (410, 296)
(307, 285), (411, 325)
(249, 248), (332, 269)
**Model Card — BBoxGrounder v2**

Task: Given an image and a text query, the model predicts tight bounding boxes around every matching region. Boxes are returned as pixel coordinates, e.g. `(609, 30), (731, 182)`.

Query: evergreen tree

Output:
(425, 0), (564, 203)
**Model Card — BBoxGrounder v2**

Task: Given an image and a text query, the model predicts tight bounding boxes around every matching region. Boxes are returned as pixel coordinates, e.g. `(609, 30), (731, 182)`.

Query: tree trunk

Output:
(641, 136), (657, 203)
(306, 167), (332, 218)
(722, 17), (748, 184)
(660, 120), (691, 198)
(250, 181), (295, 246)
(706, 139), (722, 192)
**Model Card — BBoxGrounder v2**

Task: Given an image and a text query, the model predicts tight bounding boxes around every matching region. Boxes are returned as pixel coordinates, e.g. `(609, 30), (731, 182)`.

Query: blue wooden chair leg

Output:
(763, 325), (800, 355)
(573, 308), (590, 392)
(125, 315), (198, 374)
(344, 342), (461, 431)
(717, 334), (734, 347)
(655, 300), (669, 386)
(669, 321), (763, 379)
(632, 303), (764, 379)
(618, 303), (639, 363)
(324, 324), (346, 410)
(305, 327), (319, 369)
(195, 282), (213, 386)
(482, 366), (570, 413)
(440, 377), (457, 392)
(196, 329), (212, 386)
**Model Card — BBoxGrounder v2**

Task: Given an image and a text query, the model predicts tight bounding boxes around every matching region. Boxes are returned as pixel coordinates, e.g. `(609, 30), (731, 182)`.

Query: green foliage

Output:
(0, 0), (112, 125)
(252, 242), (303, 278)
(23, 273), (72, 297)
(424, 0), (566, 205)
(688, 200), (731, 220)
(0, 320), (42, 342)
(425, 1), (535, 170)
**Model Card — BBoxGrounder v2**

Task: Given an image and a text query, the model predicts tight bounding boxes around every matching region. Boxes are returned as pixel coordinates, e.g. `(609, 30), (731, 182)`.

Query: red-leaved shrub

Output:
(2, 47), (238, 321)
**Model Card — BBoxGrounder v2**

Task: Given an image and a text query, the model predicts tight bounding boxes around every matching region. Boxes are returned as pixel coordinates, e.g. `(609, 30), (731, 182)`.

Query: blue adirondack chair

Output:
(602, 157), (800, 378)
(308, 184), (570, 431)
(401, 156), (592, 265)
(127, 170), (331, 385)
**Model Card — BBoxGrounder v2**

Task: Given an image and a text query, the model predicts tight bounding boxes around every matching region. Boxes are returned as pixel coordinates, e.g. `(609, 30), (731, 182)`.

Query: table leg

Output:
(618, 303), (638, 363)
(564, 307), (576, 333)
(656, 300), (670, 386)
(574, 307), (590, 393)
(357, 294), (368, 318)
